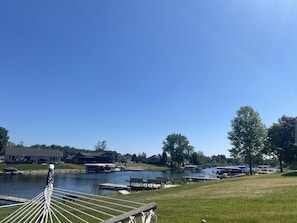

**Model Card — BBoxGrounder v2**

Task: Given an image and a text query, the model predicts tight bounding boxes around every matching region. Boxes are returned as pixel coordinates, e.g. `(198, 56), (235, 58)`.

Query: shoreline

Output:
(21, 169), (86, 175)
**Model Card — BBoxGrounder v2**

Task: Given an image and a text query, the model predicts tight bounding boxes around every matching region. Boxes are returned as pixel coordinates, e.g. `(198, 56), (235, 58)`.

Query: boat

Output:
(255, 165), (278, 174)
(112, 167), (122, 172)
(85, 163), (116, 173)
(183, 164), (201, 172)
(216, 166), (246, 179)
(1, 167), (23, 175)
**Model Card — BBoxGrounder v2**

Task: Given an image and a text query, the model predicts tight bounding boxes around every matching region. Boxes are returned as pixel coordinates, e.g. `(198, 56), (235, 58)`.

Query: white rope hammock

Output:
(0, 164), (157, 223)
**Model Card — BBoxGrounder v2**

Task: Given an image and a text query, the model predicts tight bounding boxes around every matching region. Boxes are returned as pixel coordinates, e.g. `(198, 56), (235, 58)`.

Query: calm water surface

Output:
(0, 168), (215, 200)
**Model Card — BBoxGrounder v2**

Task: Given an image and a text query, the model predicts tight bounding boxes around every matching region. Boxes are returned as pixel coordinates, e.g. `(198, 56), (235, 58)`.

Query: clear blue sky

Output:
(1, 1), (297, 157)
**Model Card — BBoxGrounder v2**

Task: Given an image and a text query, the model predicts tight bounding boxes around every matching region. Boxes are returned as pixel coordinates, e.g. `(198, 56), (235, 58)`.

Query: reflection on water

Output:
(0, 168), (215, 200)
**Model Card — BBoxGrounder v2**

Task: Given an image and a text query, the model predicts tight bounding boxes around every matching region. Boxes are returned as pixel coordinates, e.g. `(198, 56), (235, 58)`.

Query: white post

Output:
(39, 164), (55, 223)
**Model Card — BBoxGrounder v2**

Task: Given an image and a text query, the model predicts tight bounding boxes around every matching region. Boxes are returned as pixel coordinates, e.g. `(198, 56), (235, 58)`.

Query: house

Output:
(64, 155), (74, 163)
(71, 152), (113, 164)
(147, 155), (162, 165)
(5, 147), (63, 164)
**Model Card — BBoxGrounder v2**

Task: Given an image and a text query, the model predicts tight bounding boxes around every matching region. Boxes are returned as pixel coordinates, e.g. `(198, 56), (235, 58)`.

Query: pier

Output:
(183, 176), (219, 182)
(128, 177), (162, 190)
(0, 195), (30, 203)
(98, 183), (130, 190)
(98, 177), (164, 192)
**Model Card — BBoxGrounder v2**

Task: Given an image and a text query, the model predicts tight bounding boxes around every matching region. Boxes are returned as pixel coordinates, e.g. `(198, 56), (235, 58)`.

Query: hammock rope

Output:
(0, 164), (157, 223)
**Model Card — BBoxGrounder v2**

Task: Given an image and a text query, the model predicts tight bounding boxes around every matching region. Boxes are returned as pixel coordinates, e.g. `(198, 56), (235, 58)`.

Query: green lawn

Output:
(0, 163), (86, 171)
(112, 172), (297, 223)
(1, 170), (297, 222)
(0, 162), (169, 172)
(124, 162), (170, 171)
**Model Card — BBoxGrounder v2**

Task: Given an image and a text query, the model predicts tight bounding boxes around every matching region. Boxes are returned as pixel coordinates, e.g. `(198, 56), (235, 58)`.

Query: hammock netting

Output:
(0, 165), (157, 223)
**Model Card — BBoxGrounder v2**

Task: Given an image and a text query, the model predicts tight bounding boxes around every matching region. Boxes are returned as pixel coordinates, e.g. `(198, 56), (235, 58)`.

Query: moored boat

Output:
(1, 167), (23, 176)
(85, 163), (116, 173)
(183, 164), (201, 172)
(255, 165), (278, 174)
(216, 166), (246, 179)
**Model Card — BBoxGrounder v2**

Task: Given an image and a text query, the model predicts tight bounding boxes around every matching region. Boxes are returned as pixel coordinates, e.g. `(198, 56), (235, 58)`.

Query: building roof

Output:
(5, 147), (63, 158)
(73, 152), (108, 158)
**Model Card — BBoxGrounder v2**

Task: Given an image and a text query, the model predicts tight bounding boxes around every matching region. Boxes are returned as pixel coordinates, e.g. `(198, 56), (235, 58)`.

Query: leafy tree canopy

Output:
(228, 106), (266, 174)
(0, 127), (9, 155)
(95, 140), (108, 152)
(266, 116), (297, 171)
(162, 133), (194, 167)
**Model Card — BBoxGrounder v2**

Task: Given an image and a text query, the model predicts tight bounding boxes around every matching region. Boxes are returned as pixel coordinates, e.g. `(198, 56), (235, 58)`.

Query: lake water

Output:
(0, 168), (216, 203)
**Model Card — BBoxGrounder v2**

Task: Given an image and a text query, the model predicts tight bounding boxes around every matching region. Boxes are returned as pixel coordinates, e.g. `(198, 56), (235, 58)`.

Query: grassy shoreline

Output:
(0, 162), (169, 174)
(1, 165), (297, 222)
(112, 171), (297, 223)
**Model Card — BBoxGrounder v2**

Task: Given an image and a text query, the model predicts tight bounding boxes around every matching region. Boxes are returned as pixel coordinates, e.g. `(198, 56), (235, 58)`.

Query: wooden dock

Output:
(0, 195), (30, 203)
(183, 176), (219, 182)
(98, 183), (130, 190)
(99, 177), (163, 191)
(128, 177), (162, 190)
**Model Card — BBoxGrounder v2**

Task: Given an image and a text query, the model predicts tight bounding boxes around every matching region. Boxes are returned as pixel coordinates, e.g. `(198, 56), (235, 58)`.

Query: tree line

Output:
(1, 105), (296, 170)
(161, 106), (297, 173)
(0, 129), (241, 166)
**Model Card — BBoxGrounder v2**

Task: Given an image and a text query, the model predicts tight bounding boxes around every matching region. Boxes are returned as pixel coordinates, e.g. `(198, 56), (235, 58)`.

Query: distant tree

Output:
(7, 141), (16, 147)
(191, 152), (200, 165)
(31, 144), (48, 149)
(161, 151), (168, 165)
(136, 152), (147, 163)
(228, 106), (267, 175)
(162, 133), (194, 167)
(226, 157), (243, 166)
(95, 140), (108, 152)
(192, 151), (210, 166)
(50, 144), (63, 150)
(30, 144), (88, 159)
(0, 127), (9, 155)
(120, 153), (132, 163)
(16, 141), (25, 147)
(131, 153), (137, 162)
(111, 151), (120, 162)
(211, 154), (227, 165)
(265, 116), (297, 171)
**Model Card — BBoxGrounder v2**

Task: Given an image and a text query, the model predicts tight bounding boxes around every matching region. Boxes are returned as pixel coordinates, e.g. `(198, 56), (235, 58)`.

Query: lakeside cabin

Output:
(5, 147), (63, 164)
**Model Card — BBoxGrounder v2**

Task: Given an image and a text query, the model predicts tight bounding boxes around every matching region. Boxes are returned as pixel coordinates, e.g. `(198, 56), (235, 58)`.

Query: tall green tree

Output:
(162, 133), (194, 167)
(228, 106), (267, 175)
(95, 140), (108, 152)
(161, 151), (168, 165)
(266, 116), (297, 171)
(0, 127), (9, 155)
(211, 154), (228, 165)
(191, 151), (210, 166)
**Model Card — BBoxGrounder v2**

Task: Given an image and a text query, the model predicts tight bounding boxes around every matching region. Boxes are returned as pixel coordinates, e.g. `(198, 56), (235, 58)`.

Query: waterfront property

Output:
(0, 164), (158, 223)
(5, 147), (63, 164)
(71, 152), (113, 164)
